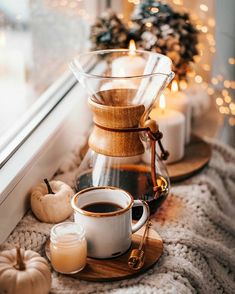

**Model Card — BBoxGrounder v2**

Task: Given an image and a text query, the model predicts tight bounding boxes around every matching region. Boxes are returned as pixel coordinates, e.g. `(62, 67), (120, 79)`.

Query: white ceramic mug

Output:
(71, 186), (149, 259)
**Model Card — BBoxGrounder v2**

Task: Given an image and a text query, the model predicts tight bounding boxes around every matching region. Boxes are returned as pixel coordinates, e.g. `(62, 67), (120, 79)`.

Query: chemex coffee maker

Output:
(70, 49), (174, 218)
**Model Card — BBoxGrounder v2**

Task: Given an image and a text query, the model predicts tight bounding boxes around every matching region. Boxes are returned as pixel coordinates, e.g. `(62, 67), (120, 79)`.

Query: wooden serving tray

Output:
(167, 135), (212, 182)
(45, 226), (163, 282)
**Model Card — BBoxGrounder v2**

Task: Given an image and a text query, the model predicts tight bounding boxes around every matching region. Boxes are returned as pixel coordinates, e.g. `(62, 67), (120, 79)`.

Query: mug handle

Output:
(131, 200), (149, 233)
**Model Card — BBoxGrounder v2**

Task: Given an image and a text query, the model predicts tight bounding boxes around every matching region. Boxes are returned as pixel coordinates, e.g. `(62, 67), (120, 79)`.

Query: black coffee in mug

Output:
(82, 202), (122, 213)
(71, 187), (149, 258)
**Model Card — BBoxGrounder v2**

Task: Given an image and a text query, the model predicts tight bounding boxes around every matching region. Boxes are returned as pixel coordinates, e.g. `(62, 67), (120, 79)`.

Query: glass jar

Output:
(50, 222), (87, 274)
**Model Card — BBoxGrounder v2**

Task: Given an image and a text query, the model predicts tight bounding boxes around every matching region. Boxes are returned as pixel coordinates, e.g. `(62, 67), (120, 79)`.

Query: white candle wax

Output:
(184, 83), (210, 118)
(166, 89), (191, 144)
(112, 55), (145, 77)
(143, 108), (185, 164)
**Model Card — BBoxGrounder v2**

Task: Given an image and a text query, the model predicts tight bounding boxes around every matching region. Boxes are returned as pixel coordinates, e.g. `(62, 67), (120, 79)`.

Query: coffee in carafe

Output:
(70, 49), (174, 218)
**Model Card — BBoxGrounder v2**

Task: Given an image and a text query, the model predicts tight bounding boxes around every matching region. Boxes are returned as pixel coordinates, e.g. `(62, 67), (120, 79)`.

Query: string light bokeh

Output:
(128, 0), (235, 126)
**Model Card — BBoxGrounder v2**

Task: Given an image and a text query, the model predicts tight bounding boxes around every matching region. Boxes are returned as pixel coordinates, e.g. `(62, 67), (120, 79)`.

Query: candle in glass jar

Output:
(50, 222), (87, 274)
(166, 81), (191, 144)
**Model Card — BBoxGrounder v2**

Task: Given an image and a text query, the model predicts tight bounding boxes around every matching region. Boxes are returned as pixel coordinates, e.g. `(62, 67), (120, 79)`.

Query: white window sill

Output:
(0, 76), (92, 243)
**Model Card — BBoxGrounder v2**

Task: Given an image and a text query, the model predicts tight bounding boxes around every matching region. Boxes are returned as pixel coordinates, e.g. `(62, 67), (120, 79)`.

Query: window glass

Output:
(0, 0), (102, 147)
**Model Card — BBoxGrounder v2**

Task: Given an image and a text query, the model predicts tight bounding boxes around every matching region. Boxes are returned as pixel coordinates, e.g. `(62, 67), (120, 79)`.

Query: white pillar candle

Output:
(166, 81), (191, 144)
(142, 95), (185, 164)
(112, 55), (145, 77)
(112, 40), (145, 77)
(184, 82), (210, 118)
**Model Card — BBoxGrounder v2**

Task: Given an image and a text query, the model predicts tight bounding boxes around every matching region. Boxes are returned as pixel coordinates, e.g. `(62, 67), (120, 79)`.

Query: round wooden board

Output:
(45, 226), (163, 282)
(167, 135), (212, 182)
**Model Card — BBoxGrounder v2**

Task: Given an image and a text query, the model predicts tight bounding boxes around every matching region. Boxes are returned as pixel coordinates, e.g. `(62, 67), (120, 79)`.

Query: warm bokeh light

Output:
(151, 7), (159, 13)
(195, 75), (203, 83)
(173, 0), (183, 5)
(229, 117), (235, 126)
(202, 64), (210, 71)
(211, 78), (218, 85)
(159, 94), (166, 110)
(188, 70), (196, 77)
(171, 80), (178, 92)
(224, 107), (230, 115)
(228, 58), (235, 65)
(229, 103), (235, 111)
(194, 56), (201, 63)
(222, 90), (229, 97)
(224, 96), (232, 104)
(216, 97), (223, 106)
(145, 22), (152, 28)
(201, 26), (208, 33)
(200, 4), (209, 12)
(207, 88), (215, 95)
(219, 106), (227, 114)
(224, 80), (231, 88)
(128, 0), (140, 4)
(210, 47), (216, 53)
(196, 24), (202, 30)
(208, 18), (215, 27)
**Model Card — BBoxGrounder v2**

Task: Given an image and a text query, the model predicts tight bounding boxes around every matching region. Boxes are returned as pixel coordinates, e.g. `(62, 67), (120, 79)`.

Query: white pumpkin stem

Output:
(15, 247), (26, 271)
(44, 178), (55, 194)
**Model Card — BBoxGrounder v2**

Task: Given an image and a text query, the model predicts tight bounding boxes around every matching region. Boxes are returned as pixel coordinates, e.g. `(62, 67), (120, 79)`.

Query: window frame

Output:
(0, 71), (77, 168)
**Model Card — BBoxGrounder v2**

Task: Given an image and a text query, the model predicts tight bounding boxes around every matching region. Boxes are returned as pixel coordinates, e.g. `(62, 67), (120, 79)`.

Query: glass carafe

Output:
(70, 49), (174, 218)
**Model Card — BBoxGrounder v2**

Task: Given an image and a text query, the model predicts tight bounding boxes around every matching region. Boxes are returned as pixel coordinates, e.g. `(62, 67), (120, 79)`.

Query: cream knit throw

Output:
(1, 139), (235, 294)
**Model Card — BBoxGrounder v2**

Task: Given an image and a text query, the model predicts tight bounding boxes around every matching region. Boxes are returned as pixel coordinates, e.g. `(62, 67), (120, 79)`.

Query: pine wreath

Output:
(90, 10), (129, 50)
(131, 0), (199, 80)
(90, 1), (199, 81)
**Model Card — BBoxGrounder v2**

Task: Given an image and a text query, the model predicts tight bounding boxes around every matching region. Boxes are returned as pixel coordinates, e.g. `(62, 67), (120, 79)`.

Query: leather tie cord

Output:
(94, 121), (169, 199)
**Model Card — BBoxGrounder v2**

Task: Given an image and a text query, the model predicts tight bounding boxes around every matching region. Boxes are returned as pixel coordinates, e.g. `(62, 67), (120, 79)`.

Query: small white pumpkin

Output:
(0, 247), (51, 294)
(31, 179), (74, 223)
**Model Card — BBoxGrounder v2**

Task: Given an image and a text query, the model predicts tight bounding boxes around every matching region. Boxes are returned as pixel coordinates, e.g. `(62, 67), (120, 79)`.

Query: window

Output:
(0, 0), (105, 167)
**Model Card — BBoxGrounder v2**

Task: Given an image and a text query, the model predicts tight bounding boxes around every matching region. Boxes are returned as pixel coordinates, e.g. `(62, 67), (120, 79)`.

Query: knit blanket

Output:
(1, 139), (235, 294)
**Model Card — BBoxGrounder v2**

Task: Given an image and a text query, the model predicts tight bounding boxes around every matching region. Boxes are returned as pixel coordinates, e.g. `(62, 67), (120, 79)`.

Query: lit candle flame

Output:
(129, 39), (136, 56)
(159, 94), (166, 114)
(171, 80), (178, 92)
